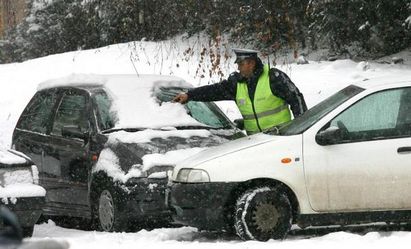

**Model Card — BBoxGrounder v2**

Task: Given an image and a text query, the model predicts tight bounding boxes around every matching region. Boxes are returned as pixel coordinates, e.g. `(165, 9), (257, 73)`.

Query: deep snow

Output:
(1, 35), (411, 248)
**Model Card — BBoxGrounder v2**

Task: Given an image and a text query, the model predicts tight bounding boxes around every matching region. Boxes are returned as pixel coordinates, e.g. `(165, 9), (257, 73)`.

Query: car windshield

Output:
(267, 85), (365, 135)
(94, 87), (233, 132)
(155, 87), (233, 129)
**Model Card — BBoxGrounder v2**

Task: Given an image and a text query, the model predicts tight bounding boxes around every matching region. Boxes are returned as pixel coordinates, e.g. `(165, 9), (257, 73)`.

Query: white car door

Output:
(304, 87), (411, 212)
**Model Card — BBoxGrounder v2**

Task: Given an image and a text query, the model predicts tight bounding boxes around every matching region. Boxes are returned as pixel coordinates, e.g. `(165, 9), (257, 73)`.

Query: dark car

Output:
(0, 148), (45, 237)
(12, 74), (243, 232)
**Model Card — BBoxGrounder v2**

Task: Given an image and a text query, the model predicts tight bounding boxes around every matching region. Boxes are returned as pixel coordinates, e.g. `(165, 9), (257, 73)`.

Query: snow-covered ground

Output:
(30, 221), (411, 249)
(1, 36), (411, 248)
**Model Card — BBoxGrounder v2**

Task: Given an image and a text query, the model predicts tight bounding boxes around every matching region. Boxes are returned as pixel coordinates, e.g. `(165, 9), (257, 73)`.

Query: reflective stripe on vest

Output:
(236, 64), (291, 134)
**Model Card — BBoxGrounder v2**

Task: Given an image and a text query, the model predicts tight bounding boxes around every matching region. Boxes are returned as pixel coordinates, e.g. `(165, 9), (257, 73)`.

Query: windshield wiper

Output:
(101, 127), (144, 134)
(174, 125), (215, 130)
(102, 125), (231, 133)
(263, 121), (292, 135)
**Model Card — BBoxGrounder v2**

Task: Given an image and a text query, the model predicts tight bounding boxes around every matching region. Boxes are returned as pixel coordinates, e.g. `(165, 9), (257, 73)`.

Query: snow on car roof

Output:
(38, 74), (205, 129)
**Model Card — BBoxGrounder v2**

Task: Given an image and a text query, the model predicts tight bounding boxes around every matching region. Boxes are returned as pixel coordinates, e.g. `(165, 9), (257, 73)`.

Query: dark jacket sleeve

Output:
(186, 72), (240, 102)
(269, 68), (307, 117)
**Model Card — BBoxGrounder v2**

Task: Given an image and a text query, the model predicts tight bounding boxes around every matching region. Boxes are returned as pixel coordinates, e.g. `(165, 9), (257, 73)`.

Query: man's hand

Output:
(172, 93), (189, 104)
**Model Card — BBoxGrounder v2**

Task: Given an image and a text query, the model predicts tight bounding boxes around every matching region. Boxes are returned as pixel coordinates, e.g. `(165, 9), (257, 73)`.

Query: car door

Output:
(42, 88), (92, 214)
(13, 89), (59, 174)
(304, 87), (411, 212)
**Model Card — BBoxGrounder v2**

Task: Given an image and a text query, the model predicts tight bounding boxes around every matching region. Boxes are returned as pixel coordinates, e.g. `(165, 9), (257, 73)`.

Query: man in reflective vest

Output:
(173, 49), (307, 135)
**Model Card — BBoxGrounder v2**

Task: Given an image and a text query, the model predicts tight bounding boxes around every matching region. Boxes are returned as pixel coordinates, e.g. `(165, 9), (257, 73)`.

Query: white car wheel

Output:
(234, 186), (292, 241)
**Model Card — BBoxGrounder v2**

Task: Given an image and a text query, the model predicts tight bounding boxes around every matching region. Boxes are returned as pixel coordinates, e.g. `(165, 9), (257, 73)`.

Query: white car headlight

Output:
(176, 168), (210, 183)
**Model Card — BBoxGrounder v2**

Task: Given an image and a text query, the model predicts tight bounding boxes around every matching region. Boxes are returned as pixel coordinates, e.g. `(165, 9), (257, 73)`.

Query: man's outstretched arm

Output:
(173, 72), (239, 103)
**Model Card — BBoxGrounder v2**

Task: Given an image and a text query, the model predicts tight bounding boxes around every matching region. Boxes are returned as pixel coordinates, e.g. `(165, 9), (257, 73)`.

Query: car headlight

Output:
(176, 168), (210, 183)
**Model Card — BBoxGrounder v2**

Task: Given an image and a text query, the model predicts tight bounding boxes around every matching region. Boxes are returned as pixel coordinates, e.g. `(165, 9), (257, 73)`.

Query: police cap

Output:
(233, 48), (259, 63)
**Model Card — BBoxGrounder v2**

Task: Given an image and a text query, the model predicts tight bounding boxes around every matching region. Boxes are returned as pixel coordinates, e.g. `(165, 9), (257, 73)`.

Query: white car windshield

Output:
(270, 85), (365, 135)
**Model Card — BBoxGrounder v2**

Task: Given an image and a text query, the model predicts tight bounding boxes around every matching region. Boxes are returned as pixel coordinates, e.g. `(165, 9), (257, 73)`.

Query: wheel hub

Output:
(252, 202), (279, 232)
(99, 190), (115, 231)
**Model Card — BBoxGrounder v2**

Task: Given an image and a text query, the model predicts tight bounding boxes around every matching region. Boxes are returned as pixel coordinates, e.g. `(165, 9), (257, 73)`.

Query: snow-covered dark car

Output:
(0, 148), (46, 237)
(12, 74), (243, 232)
(170, 77), (411, 241)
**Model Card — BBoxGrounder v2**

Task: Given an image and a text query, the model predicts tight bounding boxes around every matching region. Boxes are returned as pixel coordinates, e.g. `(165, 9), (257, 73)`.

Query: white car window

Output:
(330, 87), (411, 142)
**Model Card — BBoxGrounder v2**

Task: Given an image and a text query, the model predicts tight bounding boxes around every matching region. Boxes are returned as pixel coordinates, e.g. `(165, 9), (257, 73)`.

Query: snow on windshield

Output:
(38, 74), (207, 129)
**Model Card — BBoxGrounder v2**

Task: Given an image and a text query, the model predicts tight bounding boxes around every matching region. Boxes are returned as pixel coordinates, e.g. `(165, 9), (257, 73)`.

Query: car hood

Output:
(172, 133), (304, 183)
(93, 128), (242, 182)
(174, 133), (276, 169)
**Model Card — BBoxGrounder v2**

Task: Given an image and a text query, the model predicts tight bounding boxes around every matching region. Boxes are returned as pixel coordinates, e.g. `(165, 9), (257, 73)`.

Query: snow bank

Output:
(33, 220), (411, 249)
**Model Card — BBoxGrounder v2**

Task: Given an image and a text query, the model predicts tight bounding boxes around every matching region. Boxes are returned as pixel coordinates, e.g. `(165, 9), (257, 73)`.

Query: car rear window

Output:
(17, 90), (58, 134)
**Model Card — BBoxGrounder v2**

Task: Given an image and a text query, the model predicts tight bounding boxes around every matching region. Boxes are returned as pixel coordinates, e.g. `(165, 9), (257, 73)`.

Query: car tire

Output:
(234, 186), (292, 241)
(22, 226), (34, 237)
(97, 189), (126, 232)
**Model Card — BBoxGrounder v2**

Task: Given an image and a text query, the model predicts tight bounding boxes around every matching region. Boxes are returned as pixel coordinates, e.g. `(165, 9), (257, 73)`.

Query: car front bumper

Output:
(169, 181), (239, 231)
(121, 178), (172, 221)
(2, 196), (45, 228)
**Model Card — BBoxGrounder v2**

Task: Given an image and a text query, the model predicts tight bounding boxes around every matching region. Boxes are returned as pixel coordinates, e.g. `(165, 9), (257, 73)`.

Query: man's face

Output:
(237, 59), (256, 78)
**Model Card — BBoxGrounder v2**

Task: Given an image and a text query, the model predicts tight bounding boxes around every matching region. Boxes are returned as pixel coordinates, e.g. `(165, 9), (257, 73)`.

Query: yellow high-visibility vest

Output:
(236, 64), (291, 134)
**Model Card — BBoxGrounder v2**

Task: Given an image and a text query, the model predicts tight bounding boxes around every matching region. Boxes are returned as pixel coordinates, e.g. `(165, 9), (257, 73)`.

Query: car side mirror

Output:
(316, 126), (341, 145)
(234, 118), (244, 130)
(62, 125), (89, 140)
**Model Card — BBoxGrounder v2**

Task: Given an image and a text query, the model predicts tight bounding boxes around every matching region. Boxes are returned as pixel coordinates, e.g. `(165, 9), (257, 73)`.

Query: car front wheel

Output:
(234, 186), (292, 241)
(98, 189), (126, 232)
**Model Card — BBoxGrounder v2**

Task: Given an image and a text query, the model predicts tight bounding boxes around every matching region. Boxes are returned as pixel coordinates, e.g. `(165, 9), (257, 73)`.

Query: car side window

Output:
(328, 87), (411, 143)
(18, 90), (57, 134)
(396, 88), (411, 131)
(92, 92), (115, 131)
(51, 91), (89, 136)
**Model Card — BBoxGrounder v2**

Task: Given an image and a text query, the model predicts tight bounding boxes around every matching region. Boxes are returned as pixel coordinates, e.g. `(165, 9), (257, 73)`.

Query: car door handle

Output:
(397, 147), (411, 154)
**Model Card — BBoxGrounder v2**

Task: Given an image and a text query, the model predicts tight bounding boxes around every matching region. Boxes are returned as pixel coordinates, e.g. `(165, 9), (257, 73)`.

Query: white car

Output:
(169, 77), (411, 241)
